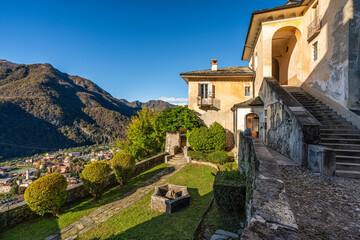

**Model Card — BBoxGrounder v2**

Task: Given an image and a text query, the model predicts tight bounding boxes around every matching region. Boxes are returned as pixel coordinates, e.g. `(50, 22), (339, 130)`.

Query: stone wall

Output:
(238, 133), (300, 239)
(259, 77), (320, 165)
(0, 153), (168, 233)
(165, 132), (180, 155)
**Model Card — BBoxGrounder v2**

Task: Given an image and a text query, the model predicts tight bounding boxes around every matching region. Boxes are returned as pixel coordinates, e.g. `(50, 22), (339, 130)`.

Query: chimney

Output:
(211, 59), (218, 71)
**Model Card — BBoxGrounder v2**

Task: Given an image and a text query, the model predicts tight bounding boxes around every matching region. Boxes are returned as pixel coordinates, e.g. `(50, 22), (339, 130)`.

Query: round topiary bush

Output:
(24, 173), (67, 216)
(80, 161), (111, 200)
(111, 152), (136, 185)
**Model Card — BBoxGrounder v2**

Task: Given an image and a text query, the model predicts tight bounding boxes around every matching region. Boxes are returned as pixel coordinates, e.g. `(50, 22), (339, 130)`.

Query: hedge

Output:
(213, 171), (246, 214)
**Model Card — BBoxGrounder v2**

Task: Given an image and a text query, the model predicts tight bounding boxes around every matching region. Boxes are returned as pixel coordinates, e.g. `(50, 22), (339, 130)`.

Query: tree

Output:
(9, 184), (18, 195)
(80, 162), (111, 200)
(24, 173), (67, 216)
(156, 106), (203, 133)
(34, 170), (41, 179)
(117, 108), (164, 161)
(111, 152), (136, 185)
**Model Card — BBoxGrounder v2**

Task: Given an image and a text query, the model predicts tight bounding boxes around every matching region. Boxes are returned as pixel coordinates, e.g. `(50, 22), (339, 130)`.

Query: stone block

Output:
(215, 229), (239, 239)
(308, 145), (336, 176)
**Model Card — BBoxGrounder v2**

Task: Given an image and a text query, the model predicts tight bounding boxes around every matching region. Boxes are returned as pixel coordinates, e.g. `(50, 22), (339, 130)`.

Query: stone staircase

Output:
(284, 86), (360, 178)
(166, 153), (187, 165)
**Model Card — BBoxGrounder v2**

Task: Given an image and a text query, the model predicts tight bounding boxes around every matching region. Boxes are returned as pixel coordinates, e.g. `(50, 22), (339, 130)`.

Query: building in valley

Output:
(181, 0), (360, 177)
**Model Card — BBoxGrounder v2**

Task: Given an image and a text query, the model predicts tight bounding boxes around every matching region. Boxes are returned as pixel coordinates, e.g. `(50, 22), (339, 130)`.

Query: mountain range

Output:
(0, 60), (174, 160)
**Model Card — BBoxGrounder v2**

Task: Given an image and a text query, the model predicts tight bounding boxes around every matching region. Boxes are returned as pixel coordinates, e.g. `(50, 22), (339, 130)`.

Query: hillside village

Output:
(0, 0), (360, 240)
(0, 146), (116, 208)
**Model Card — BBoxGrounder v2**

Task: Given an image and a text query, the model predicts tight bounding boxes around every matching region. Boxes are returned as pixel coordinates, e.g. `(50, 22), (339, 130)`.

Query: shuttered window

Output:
(245, 86), (251, 97)
(198, 83), (214, 98)
(313, 41), (318, 62)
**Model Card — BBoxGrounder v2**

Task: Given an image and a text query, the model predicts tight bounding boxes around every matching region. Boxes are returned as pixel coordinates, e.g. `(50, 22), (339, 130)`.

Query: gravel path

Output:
(280, 165), (360, 240)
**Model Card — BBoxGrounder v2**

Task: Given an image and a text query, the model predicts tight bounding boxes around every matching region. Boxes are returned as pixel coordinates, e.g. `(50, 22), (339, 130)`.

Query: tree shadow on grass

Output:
(64, 165), (175, 214)
(89, 188), (213, 240)
(0, 165), (172, 240)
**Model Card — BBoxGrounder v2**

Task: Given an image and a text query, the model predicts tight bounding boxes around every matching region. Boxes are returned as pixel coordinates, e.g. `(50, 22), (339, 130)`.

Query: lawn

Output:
(78, 164), (217, 240)
(198, 204), (246, 239)
(0, 163), (169, 240)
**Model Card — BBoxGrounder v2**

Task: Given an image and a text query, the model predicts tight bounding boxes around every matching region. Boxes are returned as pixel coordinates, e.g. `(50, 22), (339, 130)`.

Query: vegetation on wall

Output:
(24, 173), (68, 216)
(187, 122), (226, 152)
(117, 108), (164, 161)
(80, 162), (111, 200)
(156, 106), (203, 133)
(111, 152), (136, 185)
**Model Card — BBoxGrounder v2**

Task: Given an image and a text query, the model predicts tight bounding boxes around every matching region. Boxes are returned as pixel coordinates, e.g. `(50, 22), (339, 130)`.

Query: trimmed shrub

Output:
(187, 150), (208, 161)
(207, 151), (230, 165)
(213, 171), (246, 214)
(187, 122), (226, 152)
(111, 152), (136, 185)
(221, 162), (238, 171)
(24, 173), (67, 216)
(209, 122), (227, 151)
(80, 161), (111, 200)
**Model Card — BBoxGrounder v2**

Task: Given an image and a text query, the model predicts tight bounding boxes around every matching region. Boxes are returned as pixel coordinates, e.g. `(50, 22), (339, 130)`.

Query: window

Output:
(254, 54), (258, 70)
(197, 83), (214, 107)
(245, 86), (251, 97)
(200, 84), (208, 98)
(313, 41), (318, 62)
(313, 2), (319, 22)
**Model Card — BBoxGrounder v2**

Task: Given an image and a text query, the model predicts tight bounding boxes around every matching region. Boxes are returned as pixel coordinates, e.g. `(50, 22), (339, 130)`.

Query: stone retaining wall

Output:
(0, 153), (168, 233)
(259, 77), (320, 165)
(238, 133), (300, 239)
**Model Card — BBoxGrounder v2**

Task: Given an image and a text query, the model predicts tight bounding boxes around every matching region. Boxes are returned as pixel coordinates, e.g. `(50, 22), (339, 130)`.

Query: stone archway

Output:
(272, 26), (302, 85)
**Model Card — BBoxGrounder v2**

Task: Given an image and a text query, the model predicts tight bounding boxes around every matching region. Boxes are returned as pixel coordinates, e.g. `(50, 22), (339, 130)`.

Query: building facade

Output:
(181, 0), (360, 177)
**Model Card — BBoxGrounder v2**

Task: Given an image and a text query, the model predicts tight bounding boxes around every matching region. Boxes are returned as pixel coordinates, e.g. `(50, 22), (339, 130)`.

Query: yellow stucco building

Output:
(181, 0), (360, 178)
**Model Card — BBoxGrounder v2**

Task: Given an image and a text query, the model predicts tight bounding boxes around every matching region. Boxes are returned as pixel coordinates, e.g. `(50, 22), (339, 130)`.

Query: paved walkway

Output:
(266, 147), (360, 239)
(46, 164), (185, 240)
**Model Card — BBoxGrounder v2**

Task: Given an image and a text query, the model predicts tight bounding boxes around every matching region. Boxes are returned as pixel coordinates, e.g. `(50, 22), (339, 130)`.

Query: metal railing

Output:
(308, 17), (321, 41)
(197, 96), (214, 107)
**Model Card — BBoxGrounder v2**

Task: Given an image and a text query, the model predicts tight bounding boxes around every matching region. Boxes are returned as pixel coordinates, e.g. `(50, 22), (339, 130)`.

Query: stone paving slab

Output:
(280, 165), (360, 239)
(46, 164), (185, 240)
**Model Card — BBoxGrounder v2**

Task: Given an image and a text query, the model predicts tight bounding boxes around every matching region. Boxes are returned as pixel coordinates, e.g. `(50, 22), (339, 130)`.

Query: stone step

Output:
(334, 149), (360, 157)
(335, 170), (360, 178)
(320, 121), (353, 126)
(167, 161), (187, 165)
(321, 133), (360, 139)
(336, 155), (360, 163)
(321, 129), (360, 134)
(321, 125), (357, 130)
(336, 162), (360, 171)
(321, 138), (360, 144)
(323, 143), (360, 150)
(311, 112), (339, 117)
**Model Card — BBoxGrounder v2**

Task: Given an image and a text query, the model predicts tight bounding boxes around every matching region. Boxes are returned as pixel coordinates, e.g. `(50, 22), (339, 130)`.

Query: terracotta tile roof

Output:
(231, 97), (264, 111)
(180, 66), (255, 77)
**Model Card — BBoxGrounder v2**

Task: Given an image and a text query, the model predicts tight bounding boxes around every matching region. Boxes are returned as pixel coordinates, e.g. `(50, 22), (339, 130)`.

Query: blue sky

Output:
(0, 0), (289, 104)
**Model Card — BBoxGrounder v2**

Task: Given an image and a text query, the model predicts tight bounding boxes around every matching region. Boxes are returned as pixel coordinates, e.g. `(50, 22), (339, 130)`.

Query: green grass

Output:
(200, 205), (246, 237)
(1, 163), (169, 240)
(78, 164), (217, 240)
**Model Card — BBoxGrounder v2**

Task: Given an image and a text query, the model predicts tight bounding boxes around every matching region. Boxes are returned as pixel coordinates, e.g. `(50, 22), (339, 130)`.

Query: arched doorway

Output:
(246, 113), (259, 138)
(272, 26), (301, 85)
